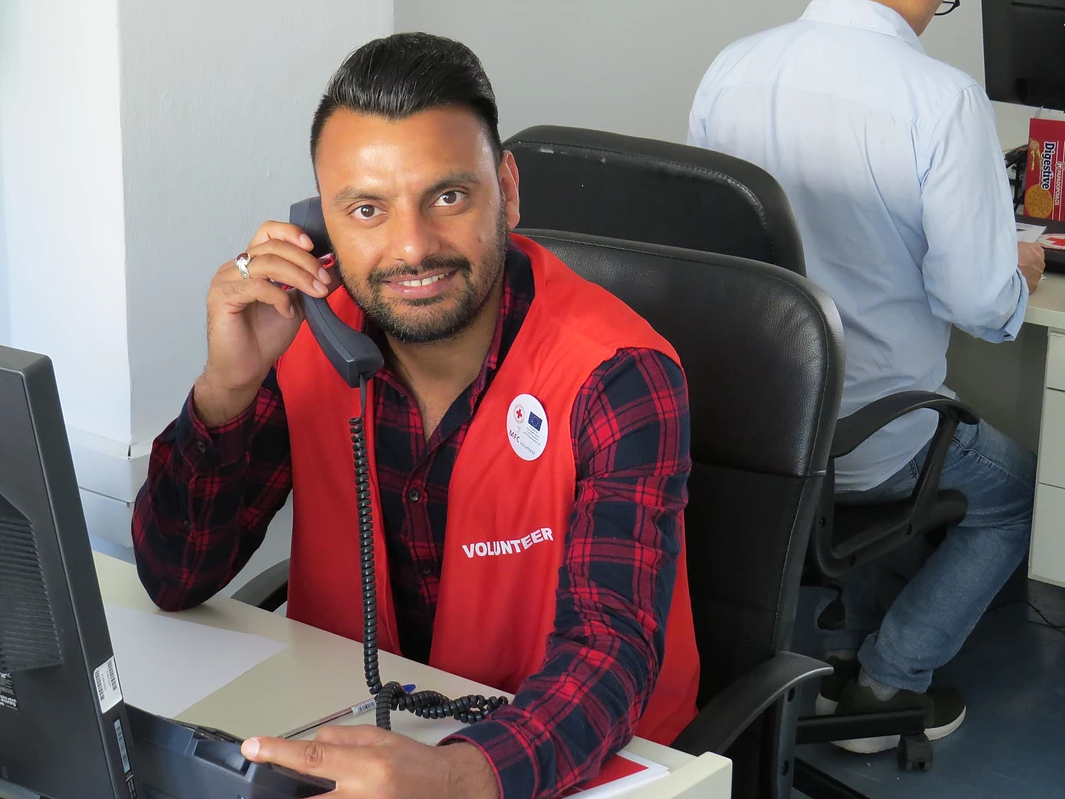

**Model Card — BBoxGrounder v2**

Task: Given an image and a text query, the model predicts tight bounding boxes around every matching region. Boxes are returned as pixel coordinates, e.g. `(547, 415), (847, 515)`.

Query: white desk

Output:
(87, 553), (732, 799)
(1023, 273), (1065, 589)
(946, 271), (1065, 587)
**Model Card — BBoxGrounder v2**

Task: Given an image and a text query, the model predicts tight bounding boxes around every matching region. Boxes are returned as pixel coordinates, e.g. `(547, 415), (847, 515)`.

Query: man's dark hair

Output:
(310, 32), (502, 168)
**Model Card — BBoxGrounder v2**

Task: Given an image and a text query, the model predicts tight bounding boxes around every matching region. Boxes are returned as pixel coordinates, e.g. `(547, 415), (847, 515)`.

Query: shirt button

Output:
(407, 488), (422, 502)
(196, 440), (207, 453)
(183, 519), (191, 529)
(421, 564), (435, 576)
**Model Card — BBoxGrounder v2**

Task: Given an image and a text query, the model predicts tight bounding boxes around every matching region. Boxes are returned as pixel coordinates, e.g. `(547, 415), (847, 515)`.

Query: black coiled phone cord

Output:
(349, 377), (508, 731)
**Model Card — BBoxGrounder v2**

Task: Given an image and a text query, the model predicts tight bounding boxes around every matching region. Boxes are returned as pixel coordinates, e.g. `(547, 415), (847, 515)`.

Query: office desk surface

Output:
(1025, 272), (1065, 330)
(92, 553), (732, 799)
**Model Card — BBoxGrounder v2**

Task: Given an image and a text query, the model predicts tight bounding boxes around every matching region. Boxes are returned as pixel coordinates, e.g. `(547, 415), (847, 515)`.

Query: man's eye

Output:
(355, 205), (380, 219)
(435, 190), (465, 207)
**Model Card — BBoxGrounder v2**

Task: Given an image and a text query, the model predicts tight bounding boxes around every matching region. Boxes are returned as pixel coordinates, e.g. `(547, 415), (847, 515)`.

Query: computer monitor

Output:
(0, 345), (332, 799)
(0, 346), (138, 798)
(984, 0), (1065, 111)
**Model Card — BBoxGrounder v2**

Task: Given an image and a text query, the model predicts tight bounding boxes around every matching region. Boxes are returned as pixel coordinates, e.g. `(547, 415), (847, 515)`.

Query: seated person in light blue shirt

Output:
(688, 0), (1046, 752)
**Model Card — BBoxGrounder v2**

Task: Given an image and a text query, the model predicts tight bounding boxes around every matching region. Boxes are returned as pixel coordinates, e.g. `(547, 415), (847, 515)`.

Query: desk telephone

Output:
(285, 197), (508, 730)
(288, 197), (384, 389)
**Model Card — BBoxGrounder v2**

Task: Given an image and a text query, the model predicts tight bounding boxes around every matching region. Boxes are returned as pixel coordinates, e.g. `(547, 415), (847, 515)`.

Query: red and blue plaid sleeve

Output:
(444, 348), (691, 799)
(131, 369), (294, 611)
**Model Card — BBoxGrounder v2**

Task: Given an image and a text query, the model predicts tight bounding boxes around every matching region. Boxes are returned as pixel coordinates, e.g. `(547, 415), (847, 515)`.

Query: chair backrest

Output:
(506, 125), (806, 275)
(524, 231), (844, 797)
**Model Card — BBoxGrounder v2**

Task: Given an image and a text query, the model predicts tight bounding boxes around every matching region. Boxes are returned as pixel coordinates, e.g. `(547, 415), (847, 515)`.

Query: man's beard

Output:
(339, 210), (510, 345)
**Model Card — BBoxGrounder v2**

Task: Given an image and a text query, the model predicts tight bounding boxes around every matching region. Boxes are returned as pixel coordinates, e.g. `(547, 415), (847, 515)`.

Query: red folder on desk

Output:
(1039, 233), (1065, 251)
(566, 752), (669, 797)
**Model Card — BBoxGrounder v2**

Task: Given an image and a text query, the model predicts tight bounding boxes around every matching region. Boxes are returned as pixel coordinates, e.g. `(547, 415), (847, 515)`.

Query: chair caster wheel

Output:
(898, 733), (933, 771)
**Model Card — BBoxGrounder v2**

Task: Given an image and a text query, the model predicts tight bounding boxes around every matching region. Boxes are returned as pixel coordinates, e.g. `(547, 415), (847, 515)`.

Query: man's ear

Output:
(500, 151), (520, 231)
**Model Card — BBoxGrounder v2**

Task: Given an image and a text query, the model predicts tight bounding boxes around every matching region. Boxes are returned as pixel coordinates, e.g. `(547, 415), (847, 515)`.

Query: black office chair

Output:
(505, 125), (805, 275)
(236, 225), (847, 798)
(524, 231), (844, 799)
(504, 125), (981, 790)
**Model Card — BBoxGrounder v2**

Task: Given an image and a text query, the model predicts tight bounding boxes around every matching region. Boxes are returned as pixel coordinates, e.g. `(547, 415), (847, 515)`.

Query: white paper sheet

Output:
(1018, 222), (1047, 243)
(103, 604), (287, 718)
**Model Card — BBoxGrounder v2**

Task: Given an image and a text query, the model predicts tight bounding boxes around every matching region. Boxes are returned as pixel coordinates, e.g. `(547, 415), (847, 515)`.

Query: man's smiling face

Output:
(315, 105), (519, 344)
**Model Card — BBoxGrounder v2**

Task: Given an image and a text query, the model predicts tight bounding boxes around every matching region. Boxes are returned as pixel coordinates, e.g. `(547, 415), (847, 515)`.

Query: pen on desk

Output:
(281, 684), (417, 739)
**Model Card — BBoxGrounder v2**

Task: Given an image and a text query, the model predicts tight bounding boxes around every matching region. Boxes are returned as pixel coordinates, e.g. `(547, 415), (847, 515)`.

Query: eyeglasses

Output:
(935, 0), (960, 15)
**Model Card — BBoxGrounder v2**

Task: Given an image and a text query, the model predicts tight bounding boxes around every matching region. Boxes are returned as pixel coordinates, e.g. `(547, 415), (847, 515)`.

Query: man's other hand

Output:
(1019, 241), (1047, 294)
(241, 726), (499, 799)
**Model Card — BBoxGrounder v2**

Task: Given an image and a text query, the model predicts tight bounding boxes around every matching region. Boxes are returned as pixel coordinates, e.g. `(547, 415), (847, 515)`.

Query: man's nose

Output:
(390, 206), (441, 268)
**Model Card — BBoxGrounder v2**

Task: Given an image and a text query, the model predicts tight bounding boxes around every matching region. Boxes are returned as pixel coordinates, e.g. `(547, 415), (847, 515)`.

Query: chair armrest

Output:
(670, 652), (832, 756)
(831, 391), (978, 459)
(231, 558), (290, 612)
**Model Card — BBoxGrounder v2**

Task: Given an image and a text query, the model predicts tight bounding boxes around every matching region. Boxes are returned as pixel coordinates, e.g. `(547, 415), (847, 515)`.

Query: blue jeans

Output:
(818, 419), (1035, 692)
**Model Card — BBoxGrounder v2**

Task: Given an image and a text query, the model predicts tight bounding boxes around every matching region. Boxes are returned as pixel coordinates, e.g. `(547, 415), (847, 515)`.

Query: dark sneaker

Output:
(830, 680), (967, 754)
(814, 656), (861, 715)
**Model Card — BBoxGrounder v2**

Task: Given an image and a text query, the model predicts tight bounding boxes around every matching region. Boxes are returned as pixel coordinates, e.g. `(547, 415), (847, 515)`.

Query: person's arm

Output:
(920, 84), (1028, 342)
(443, 349), (691, 799)
(131, 368), (293, 611)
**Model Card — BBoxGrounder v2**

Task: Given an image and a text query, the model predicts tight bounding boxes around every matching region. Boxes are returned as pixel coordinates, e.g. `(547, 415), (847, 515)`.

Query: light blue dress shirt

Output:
(688, 0), (1027, 492)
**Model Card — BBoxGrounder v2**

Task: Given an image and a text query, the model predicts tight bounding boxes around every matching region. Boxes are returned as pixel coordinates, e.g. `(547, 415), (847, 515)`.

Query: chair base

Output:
(897, 733), (933, 771)
(793, 758), (869, 799)
(792, 732), (932, 799)
(794, 707), (930, 798)
(796, 707), (925, 745)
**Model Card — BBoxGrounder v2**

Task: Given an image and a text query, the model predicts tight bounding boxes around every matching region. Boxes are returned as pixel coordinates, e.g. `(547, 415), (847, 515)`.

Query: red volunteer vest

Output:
(276, 235), (699, 744)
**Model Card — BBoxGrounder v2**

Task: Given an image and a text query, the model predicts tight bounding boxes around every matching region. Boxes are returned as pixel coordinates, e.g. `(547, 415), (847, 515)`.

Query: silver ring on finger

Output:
(235, 252), (253, 280)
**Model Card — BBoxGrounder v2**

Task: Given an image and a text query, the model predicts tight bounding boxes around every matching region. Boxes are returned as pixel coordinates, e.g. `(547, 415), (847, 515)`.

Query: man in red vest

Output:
(133, 33), (698, 799)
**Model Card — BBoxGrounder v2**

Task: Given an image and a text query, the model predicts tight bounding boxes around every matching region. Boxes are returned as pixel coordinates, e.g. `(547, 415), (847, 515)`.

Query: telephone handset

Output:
(288, 197), (383, 389)
(285, 197), (507, 731)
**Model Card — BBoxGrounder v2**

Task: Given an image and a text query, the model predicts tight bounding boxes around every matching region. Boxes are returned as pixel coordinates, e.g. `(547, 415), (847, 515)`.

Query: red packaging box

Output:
(1025, 117), (1065, 221)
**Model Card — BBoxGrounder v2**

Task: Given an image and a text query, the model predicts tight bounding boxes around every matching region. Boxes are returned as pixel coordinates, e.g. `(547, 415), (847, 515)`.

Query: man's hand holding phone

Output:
(194, 222), (334, 426)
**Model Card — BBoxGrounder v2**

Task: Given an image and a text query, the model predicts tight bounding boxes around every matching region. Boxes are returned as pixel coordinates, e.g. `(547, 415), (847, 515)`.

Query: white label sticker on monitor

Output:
(93, 656), (123, 713)
(0, 671), (17, 711)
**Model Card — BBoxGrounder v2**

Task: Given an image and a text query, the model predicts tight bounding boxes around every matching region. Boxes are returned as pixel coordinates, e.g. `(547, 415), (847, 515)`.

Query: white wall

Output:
(397, 0), (798, 143)
(0, 2), (9, 349)
(0, 0), (131, 443)
(394, 0), (1063, 147)
(0, 112), (9, 349)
